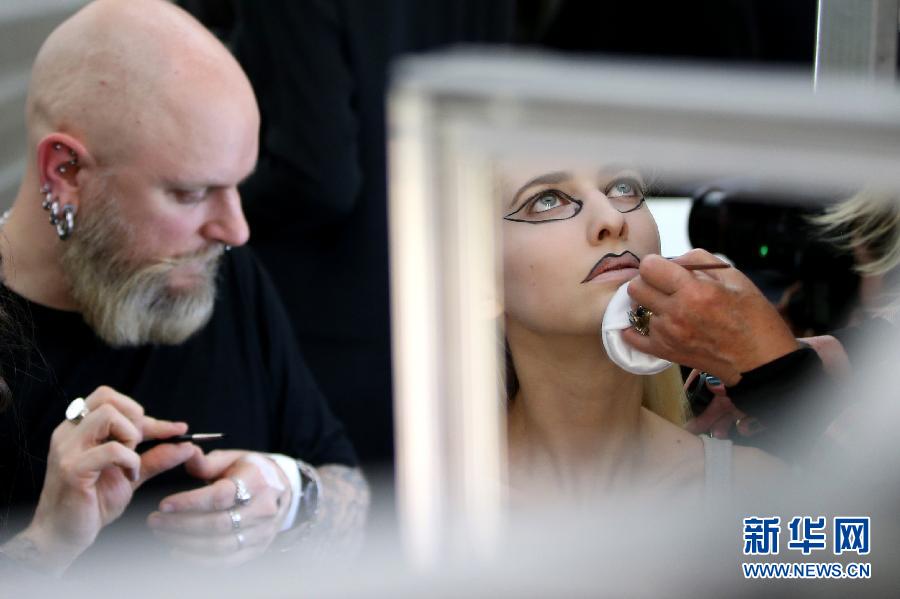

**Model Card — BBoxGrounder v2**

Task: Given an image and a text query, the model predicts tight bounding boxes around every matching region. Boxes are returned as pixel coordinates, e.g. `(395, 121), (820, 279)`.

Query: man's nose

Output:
(202, 188), (250, 247)
(585, 191), (627, 246)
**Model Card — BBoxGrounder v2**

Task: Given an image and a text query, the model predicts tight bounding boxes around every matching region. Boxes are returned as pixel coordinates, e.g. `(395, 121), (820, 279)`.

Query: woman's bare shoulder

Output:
(641, 410), (706, 484)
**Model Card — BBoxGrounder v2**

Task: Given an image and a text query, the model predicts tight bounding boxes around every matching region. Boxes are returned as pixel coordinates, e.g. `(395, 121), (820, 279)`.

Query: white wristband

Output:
(266, 453), (302, 531)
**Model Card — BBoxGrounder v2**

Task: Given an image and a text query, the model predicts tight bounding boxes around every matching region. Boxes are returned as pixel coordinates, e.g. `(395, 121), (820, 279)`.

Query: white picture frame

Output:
(387, 51), (900, 566)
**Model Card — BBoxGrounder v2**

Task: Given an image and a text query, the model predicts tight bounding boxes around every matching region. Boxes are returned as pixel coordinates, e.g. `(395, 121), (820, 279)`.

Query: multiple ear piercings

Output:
(53, 142), (78, 175)
(41, 143), (78, 240)
(41, 183), (76, 240)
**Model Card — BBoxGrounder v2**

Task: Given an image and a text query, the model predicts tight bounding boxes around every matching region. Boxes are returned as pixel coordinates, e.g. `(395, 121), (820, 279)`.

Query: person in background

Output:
(500, 167), (784, 505)
(0, 0), (366, 576)
(625, 190), (900, 463)
(181, 0), (515, 470)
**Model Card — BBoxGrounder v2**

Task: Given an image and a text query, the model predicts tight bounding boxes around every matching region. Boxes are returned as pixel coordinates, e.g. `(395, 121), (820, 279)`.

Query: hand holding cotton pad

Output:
(601, 281), (672, 375)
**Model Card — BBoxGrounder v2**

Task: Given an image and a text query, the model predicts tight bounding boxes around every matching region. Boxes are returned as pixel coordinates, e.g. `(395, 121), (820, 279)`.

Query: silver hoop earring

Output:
(48, 200), (61, 225)
(55, 205), (76, 240)
(40, 183), (53, 209)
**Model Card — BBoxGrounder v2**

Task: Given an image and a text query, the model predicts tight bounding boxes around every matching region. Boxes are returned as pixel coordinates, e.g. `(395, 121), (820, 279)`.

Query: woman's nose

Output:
(585, 192), (627, 246)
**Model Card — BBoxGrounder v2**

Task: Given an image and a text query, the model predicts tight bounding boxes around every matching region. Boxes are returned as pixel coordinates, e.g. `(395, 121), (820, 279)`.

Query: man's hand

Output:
(683, 370), (763, 439)
(624, 250), (800, 385)
(147, 450), (292, 566)
(11, 386), (197, 576)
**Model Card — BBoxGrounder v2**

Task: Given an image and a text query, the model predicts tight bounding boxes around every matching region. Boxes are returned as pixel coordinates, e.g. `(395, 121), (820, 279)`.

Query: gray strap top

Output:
(701, 435), (733, 505)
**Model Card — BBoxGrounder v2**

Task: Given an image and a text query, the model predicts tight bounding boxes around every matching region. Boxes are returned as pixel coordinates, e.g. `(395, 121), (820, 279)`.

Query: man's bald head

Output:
(5, 0), (258, 344)
(26, 0), (258, 166)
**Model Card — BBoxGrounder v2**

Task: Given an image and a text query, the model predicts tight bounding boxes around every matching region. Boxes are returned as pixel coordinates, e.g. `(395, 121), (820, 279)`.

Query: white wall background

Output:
(646, 197), (693, 257)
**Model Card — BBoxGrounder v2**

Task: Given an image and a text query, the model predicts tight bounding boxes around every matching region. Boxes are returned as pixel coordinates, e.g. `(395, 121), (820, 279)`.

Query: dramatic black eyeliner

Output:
(619, 197), (646, 213)
(503, 189), (583, 224)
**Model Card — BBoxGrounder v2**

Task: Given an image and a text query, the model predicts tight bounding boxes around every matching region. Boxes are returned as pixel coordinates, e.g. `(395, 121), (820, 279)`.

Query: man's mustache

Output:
(157, 244), (225, 268)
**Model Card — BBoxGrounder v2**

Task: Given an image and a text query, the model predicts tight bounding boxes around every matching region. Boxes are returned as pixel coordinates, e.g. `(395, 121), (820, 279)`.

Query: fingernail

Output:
(147, 514), (161, 527)
(160, 503), (174, 513)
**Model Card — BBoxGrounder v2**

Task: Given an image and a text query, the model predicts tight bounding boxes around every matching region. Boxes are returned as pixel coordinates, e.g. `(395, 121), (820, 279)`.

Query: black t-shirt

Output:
(0, 247), (356, 532)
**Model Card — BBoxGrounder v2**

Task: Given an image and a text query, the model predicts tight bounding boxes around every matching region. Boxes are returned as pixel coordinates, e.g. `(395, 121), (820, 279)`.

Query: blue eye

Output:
(605, 178), (645, 213)
(608, 181), (636, 198)
(532, 193), (562, 213)
(504, 189), (583, 223)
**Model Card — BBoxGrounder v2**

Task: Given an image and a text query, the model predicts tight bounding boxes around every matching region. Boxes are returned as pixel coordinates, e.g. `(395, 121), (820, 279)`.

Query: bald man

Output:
(0, 0), (366, 575)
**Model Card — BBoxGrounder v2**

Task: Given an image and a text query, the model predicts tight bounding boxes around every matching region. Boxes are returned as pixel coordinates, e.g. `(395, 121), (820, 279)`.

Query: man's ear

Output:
(36, 134), (93, 210)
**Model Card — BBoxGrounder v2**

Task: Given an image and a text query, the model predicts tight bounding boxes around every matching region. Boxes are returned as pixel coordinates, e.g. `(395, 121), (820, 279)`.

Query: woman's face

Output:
(502, 168), (661, 336)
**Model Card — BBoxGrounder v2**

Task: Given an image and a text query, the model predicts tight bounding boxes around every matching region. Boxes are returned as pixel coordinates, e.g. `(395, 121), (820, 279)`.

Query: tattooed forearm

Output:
(1, 534), (41, 563)
(316, 465), (369, 540)
(0, 519), (93, 577)
(276, 464), (369, 559)
(0, 532), (56, 576)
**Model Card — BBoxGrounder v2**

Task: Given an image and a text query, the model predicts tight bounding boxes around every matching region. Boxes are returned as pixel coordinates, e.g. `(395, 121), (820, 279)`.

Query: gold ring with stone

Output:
(627, 305), (653, 336)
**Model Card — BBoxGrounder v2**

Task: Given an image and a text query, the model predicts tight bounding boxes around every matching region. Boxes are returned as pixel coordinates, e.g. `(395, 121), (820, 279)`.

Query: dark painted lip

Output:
(580, 250), (641, 283)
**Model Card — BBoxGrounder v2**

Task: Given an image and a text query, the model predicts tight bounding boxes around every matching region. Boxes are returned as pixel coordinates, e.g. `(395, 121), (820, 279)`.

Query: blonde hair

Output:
(642, 365), (691, 426)
(811, 189), (900, 277)
(811, 189), (900, 318)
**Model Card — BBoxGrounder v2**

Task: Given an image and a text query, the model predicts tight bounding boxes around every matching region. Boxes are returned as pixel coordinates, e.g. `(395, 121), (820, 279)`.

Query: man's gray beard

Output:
(59, 197), (222, 347)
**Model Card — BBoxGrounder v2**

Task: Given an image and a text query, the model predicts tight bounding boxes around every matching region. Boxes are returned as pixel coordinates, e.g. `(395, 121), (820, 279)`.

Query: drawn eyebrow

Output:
(510, 171), (573, 208)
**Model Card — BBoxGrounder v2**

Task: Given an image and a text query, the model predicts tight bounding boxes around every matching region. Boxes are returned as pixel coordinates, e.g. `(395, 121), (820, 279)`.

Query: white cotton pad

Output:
(601, 281), (672, 375)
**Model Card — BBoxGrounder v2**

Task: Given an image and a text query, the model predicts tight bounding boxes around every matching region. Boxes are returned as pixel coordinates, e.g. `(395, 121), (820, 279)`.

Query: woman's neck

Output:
(506, 324), (649, 494)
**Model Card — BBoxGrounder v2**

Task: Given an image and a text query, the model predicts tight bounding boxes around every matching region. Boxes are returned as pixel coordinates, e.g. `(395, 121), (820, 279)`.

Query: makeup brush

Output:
(679, 263), (731, 271)
(663, 257), (732, 271)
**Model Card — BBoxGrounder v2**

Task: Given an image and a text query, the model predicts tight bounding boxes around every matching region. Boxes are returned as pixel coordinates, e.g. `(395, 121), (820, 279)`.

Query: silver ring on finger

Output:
(235, 532), (245, 551)
(228, 508), (242, 530)
(231, 477), (252, 506)
(65, 397), (90, 424)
